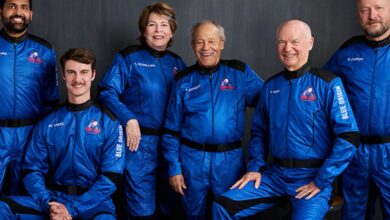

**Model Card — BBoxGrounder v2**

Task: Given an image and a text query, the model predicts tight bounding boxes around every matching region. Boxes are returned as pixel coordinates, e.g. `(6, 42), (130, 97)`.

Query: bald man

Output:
(324, 0), (390, 218)
(212, 20), (360, 220)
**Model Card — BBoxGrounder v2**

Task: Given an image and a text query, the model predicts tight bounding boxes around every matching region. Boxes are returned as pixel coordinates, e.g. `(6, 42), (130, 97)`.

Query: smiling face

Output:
(192, 22), (224, 68)
(0, 0), (32, 37)
(143, 12), (173, 51)
(276, 20), (314, 71)
(358, 0), (390, 41)
(63, 60), (96, 104)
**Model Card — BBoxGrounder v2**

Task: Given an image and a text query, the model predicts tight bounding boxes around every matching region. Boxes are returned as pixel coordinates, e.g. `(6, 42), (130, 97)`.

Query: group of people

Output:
(0, 0), (388, 219)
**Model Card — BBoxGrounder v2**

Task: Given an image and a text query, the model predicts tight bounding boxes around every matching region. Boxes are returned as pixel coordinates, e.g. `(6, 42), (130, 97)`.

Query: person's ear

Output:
(91, 69), (96, 81)
(308, 37), (314, 51)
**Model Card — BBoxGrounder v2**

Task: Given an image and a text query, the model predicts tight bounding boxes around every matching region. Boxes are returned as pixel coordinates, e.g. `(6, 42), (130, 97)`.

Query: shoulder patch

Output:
(175, 64), (197, 81)
(119, 45), (143, 57)
(340, 35), (366, 50)
(220, 59), (246, 72)
(309, 68), (337, 83)
(27, 34), (53, 49)
(92, 100), (116, 121)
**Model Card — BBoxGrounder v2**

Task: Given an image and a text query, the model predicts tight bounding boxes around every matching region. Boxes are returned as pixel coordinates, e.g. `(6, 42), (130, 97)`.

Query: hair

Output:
(138, 2), (177, 47)
(60, 48), (96, 72)
(191, 20), (226, 45)
(0, 0), (32, 10)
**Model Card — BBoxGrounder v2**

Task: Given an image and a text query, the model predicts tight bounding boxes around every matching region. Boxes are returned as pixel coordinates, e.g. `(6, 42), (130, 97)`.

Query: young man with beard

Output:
(325, 0), (390, 218)
(0, 48), (125, 220)
(0, 0), (58, 195)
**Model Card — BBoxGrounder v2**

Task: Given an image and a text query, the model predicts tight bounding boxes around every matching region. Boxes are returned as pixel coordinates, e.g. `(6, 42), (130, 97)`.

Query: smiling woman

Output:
(97, 2), (186, 219)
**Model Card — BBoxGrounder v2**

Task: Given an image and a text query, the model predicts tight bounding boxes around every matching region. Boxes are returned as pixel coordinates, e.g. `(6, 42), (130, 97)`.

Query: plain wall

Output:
(29, 0), (361, 101)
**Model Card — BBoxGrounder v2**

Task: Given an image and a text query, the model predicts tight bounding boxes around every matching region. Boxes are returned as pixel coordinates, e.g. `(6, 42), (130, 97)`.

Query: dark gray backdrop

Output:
(28, 1), (383, 219)
(29, 0), (361, 101)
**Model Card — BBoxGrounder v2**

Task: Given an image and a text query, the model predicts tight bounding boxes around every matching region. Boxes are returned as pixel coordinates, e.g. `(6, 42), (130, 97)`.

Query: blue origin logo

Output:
(85, 120), (101, 134)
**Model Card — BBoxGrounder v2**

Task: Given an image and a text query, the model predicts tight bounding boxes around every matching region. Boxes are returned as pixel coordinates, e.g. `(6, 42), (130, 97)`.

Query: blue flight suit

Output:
(162, 60), (263, 219)
(0, 100), (125, 219)
(0, 29), (58, 195)
(213, 64), (360, 220)
(99, 45), (186, 218)
(325, 36), (390, 219)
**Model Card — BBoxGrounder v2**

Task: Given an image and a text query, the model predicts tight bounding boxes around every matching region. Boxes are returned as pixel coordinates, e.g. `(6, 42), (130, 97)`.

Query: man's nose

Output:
(284, 42), (292, 51)
(202, 42), (210, 50)
(369, 8), (379, 20)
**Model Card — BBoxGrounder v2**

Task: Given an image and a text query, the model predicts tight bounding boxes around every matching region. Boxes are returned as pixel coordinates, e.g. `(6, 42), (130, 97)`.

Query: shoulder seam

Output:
(93, 101), (116, 121)
(264, 71), (283, 85)
(175, 64), (197, 81)
(119, 45), (143, 57)
(220, 59), (246, 72)
(339, 35), (366, 50)
(166, 50), (181, 58)
(27, 34), (53, 49)
(309, 68), (336, 83)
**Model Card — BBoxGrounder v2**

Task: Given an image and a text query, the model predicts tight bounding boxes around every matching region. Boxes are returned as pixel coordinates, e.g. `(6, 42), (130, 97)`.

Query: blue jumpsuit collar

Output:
(366, 34), (390, 48)
(196, 61), (221, 75)
(67, 99), (93, 112)
(0, 28), (27, 44)
(143, 44), (167, 58)
(283, 62), (312, 79)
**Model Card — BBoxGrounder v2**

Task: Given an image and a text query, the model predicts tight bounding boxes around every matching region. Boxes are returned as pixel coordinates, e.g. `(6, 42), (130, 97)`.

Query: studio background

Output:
(28, 1), (383, 219)
(30, 0), (361, 100)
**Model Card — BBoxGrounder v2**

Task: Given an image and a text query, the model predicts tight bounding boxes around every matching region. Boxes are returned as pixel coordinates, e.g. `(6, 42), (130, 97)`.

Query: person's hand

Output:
(126, 119), (141, 151)
(295, 181), (320, 200)
(169, 174), (187, 195)
(230, 172), (261, 190)
(48, 201), (72, 220)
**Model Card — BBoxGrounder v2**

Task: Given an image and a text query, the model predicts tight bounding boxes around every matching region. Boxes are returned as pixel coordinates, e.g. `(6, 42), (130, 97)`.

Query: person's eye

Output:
(376, 6), (384, 11)
(361, 8), (369, 14)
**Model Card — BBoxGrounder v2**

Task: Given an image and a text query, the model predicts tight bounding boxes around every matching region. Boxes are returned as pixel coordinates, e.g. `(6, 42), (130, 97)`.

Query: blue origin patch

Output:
(300, 87), (316, 101)
(220, 78), (234, 90)
(85, 120), (101, 134)
(27, 50), (43, 64)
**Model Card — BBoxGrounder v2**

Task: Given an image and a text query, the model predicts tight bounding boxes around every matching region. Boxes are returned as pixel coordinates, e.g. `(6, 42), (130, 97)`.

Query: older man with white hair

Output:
(162, 20), (263, 220)
(212, 19), (360, 220)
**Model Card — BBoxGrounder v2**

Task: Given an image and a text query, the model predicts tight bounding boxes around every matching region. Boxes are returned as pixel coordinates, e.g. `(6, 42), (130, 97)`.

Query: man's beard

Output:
(362, 21), (390, 39)
(2, 15), (31, 35)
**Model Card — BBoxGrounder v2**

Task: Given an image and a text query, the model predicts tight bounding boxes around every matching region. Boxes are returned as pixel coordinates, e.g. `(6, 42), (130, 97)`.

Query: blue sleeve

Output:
(246, 86), (268, 172)
(65, 119), (125, 217)
(313, 77), (359, 189)
(22, 122), (55, 213)
(98, 53), (136, 126)
(244, 64), (264, 107)
(162, 80), (184, 177)
(42, 48), (59, 115)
